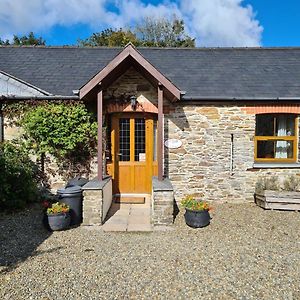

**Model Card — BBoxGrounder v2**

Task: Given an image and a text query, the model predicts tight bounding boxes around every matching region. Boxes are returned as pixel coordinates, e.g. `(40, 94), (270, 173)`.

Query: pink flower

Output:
(42, 200), (50, 208)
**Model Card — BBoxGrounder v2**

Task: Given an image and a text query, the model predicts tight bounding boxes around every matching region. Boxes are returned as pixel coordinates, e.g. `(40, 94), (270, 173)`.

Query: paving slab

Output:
(127, 223), (152, 232)
(102, 223), (128, 232)
(103, 195), (152, 232)
(104, 215), (128, 225)
(130, 208), (151, 216)
(128, 215), (150, 225)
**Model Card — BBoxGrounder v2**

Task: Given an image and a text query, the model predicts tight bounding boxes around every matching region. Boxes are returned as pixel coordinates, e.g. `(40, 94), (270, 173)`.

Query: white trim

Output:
(253, 163), (300, 168)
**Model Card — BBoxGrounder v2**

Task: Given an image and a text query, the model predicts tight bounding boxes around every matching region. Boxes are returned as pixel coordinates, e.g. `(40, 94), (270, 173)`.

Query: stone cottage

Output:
(1, 44), (300, 226)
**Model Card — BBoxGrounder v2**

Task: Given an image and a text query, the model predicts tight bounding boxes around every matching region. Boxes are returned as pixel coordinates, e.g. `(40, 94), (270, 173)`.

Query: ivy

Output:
(13, 102), (99, 180)
(21, 102), (97, 159)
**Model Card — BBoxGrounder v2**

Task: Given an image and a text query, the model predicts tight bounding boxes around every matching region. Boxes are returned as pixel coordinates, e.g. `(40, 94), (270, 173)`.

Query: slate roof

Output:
(1, 46), (300, 99)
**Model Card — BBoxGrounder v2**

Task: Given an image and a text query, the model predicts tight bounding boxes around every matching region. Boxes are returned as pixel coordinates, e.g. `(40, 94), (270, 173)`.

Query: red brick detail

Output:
(242, 105), (300, 114)
(104, 99), (158, 114)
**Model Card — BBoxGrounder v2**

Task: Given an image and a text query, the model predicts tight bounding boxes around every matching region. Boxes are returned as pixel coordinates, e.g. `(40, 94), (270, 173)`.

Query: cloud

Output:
(181, 0), (263, 46)
(0, 0), (263, 46)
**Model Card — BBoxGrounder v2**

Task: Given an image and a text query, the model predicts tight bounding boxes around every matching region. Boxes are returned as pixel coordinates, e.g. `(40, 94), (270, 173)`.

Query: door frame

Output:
(107, 112), (158, 194)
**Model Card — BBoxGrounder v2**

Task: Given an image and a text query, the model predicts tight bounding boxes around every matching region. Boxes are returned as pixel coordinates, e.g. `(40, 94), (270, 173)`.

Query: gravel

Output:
(0, 202), (300, 300)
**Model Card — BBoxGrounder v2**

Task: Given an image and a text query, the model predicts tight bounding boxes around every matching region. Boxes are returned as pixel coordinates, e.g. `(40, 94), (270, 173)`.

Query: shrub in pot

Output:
(181, 195), (211, 228)
(47, 202), (70, 231)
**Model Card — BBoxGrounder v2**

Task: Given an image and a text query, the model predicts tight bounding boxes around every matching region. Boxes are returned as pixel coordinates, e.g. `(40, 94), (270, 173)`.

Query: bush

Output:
(21, 102), (97, 158)
(0, 142), (39, 210)
(20, 102), (98, 179)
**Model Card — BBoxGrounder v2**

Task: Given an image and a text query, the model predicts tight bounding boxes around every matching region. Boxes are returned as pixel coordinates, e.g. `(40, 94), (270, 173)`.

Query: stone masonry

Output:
(82, 177), (112, 226)
(3, 65), (300, 206)
(165, 103), (300, 203)
(152, 177), (174, 226)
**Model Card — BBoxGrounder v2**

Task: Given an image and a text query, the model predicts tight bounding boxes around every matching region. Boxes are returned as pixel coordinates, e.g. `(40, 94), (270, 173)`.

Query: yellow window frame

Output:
(254, 115), (298, 163)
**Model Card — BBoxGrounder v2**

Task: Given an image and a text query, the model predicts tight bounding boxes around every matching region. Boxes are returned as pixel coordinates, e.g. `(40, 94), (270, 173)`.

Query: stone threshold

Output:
(101, 194), (152, 232)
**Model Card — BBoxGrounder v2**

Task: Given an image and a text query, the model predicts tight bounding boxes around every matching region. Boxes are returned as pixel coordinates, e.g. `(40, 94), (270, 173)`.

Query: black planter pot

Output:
(47, 212), (71, 231)
(184, 208), (210, 228)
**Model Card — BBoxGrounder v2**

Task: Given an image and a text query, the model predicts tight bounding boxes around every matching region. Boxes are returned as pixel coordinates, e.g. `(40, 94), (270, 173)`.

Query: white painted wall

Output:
(0, 72), (46, 96)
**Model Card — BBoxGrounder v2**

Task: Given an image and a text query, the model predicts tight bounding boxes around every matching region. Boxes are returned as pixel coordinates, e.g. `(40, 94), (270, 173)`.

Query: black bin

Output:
(66, 176), (88, 188)
(57, 186), (83, 226)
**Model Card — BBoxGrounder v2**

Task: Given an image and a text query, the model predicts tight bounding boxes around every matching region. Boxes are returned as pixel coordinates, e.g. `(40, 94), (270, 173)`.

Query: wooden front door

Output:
(107, 113), (158, 194)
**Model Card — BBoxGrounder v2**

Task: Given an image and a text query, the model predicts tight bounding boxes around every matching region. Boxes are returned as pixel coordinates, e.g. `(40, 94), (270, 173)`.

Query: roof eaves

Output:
(181, 96), (300, 101)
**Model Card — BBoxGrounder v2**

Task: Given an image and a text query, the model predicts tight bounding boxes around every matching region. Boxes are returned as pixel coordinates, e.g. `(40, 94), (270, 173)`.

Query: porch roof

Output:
(1, 46), (300, 100)
(79, 44), (182, 101)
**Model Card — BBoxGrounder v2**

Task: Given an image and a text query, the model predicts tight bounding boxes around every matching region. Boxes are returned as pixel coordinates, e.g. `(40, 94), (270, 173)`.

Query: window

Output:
(255, 114), (298, 162)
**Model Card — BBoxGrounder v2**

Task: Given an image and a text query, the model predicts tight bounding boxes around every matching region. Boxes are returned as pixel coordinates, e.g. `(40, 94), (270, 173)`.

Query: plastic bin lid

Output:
(57, 185), (82, 195)
(66, 177), (88, 188)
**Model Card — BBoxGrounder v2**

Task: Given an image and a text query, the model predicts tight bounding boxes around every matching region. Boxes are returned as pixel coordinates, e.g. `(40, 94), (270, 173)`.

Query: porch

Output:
(102, 194), (152, 232)
(81, 176), (174, 231)
(79, 44), (179, 229)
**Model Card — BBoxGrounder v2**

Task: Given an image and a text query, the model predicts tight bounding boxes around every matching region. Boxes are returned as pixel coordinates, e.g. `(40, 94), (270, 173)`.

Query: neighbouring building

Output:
(1, 44), (300, 226)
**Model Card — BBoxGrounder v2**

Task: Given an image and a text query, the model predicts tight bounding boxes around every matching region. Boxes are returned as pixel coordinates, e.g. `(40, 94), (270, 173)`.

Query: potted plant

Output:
(47, 202), (71, 231)
(181, 195), (211, 228)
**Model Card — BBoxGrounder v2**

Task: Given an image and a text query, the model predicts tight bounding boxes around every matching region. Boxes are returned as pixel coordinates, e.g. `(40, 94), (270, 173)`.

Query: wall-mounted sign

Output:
(139, 153), (146, 162)
(164, 139), (182, 149)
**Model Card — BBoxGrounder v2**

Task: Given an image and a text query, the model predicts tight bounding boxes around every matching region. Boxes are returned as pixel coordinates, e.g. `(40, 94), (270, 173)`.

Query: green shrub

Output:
(20, 102), (98, 179)
(21, 102), (97, 158)
(0, 142), (39, 210)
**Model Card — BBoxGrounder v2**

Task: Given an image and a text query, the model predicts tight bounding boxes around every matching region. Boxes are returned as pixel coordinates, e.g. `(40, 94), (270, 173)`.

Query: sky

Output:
(0, 0), (300, 47)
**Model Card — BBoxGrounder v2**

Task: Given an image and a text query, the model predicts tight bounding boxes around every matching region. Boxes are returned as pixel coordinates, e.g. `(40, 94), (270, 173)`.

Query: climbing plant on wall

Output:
(20, 102), (98, 178)
(21, 103), (97, 157)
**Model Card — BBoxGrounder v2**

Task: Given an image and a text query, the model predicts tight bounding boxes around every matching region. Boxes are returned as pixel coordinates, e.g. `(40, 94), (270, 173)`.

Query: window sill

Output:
(252, 163), (300, 169)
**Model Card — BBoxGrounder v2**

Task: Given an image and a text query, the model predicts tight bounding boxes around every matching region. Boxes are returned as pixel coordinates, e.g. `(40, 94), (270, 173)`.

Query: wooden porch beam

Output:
(97, 89), (103, 181)
(158, 84), (164, 181)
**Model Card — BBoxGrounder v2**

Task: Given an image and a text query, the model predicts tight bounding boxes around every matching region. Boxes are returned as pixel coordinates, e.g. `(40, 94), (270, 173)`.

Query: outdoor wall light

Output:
(130, 95), (137, 110)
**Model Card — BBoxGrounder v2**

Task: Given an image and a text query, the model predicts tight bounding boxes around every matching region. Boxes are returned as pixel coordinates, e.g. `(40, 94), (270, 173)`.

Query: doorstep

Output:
(102, 194), (152, 232)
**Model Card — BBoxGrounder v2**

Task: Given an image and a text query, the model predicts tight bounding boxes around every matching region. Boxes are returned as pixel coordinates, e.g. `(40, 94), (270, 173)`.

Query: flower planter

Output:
(255, 190), (300, 211)
(47, 212), (71, 231)
(184, 208), (210, 228)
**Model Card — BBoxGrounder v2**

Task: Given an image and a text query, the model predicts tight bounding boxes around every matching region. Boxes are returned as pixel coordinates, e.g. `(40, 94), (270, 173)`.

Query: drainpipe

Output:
(230, 134), (234, 175)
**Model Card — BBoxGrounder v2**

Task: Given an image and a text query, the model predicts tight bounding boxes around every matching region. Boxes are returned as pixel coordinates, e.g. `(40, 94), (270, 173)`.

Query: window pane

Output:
(256, 114), (296, 137)
(275, 115), (295, 136)
(134, 118), (145, 161)
(153, 121), (157, 161)
(106, 115), (112, 162)
(255, 115), (274, 136)
(119, 118), (130, 161)
(257, 140), (294, 159)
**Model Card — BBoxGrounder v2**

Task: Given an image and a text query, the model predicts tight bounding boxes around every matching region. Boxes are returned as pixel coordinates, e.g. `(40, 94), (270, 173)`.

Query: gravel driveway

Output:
(0, 202), (299, 300)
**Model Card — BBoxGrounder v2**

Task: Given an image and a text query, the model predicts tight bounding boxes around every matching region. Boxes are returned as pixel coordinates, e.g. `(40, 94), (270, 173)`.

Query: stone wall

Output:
(3, 66), (300, 204)
(165, 103), (300, 203)
(82, 177), (112, 226)
(3, 114), (97, 193)
(152, 177), (174, 226)
(104, 66), (158, 113)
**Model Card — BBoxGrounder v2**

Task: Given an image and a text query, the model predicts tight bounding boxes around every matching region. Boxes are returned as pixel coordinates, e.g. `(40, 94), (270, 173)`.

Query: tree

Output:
(78, 28), (139, 47)
(13, 32), (45, 46)
(136, 17), (195, 47)
(0, 32), (45, 46)
(0, 38), (10, 45)
(78, 16), (195, 48)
